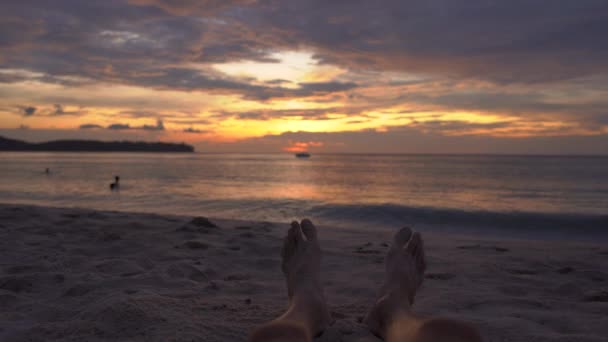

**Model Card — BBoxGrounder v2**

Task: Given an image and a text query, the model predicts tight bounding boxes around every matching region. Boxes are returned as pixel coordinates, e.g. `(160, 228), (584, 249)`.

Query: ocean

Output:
(1, 152), (607, 239)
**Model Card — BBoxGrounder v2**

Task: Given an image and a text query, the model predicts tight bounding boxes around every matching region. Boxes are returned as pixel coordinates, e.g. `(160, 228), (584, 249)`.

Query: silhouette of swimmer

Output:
(109, 176), (120, 190)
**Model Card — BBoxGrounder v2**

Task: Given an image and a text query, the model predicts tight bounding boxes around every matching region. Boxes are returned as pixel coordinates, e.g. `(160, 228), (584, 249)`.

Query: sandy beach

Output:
(1, 203), (607, 341)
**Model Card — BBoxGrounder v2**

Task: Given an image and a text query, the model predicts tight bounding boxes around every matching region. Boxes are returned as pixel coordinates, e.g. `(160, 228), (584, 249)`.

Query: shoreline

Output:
(2, 201), (607, 243)
(1, 203), (607, 341)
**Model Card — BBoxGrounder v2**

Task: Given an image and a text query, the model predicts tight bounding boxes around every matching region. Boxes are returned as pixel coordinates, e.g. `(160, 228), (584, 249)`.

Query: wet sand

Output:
(0, 203), (607, 341)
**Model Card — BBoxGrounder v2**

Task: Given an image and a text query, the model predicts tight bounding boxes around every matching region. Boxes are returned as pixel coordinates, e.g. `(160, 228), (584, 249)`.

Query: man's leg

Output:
(364, 227), (482, 342)
(249, 220), (332, 342)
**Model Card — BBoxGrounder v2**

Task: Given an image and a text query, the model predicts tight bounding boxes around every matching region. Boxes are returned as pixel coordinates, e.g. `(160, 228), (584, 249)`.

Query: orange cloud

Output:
(282, 140), (323, 152)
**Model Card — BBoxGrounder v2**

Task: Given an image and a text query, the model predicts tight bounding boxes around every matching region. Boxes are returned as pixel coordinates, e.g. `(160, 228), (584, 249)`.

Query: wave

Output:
(307, 203), (608, 238)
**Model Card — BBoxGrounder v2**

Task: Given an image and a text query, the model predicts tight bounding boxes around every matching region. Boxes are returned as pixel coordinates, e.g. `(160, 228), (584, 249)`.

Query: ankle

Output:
(365, 290), (411, 337)
(285, 292), (331, 335)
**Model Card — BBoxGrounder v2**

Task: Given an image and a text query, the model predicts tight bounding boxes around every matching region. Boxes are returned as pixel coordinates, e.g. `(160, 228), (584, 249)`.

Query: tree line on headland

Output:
(0, 136), (194, 152)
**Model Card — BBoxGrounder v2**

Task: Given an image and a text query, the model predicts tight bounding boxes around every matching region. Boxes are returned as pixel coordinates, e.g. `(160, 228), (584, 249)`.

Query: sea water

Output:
(1, 152), (607, 239)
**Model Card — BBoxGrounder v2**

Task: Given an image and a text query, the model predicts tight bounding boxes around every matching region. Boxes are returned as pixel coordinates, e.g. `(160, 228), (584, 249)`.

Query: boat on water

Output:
(295, 152), (311, 158)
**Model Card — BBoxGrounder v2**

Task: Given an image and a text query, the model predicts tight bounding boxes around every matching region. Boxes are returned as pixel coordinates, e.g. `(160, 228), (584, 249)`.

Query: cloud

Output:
(107, 123), (131, 130)
(2, 0), (608, 88)
(297, 82), (357, 93)
(22, 106), (37, 116)
(1, 0), (607, 146)
(104, 120), (165, 131)
(266, 79), (291, 85)
(183, 127), (206, 133)
(79, 123), (103, 129)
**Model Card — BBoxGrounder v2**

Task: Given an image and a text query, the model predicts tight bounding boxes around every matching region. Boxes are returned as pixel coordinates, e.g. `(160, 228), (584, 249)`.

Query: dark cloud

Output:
(22, 106), (37, 116)
(405, 120), (512, 135)
(1, 0), (607, 133)
(127, 0), (256, 15)
(253, 0), (608, 84)
(105, 120), (165, 131)
(183, 127), (206, 133)
(107, 123), (131, 130)
(266, 79), (291, 85)
(212, 108), (338, 121)
(199, 43), (280, 63)
(79, 123), (104, 129)
(297, 82), (358, 93)
(2, 0), (607, 87)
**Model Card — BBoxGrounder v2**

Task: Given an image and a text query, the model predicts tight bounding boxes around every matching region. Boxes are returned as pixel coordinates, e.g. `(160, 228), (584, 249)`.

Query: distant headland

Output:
(0, 136), (194, 152)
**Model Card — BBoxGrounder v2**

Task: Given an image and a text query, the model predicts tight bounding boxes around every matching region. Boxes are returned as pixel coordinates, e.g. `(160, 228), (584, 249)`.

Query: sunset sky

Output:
(1, 0), (607, 154)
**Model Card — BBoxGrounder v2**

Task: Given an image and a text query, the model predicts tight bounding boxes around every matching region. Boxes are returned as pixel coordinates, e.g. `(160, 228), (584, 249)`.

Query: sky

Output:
(1, 0), (608, 154)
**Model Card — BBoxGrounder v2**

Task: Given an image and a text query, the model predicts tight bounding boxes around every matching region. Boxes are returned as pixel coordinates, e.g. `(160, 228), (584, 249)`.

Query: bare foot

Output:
(364, 227), (426, 338)
(281, 219), (332, 335)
